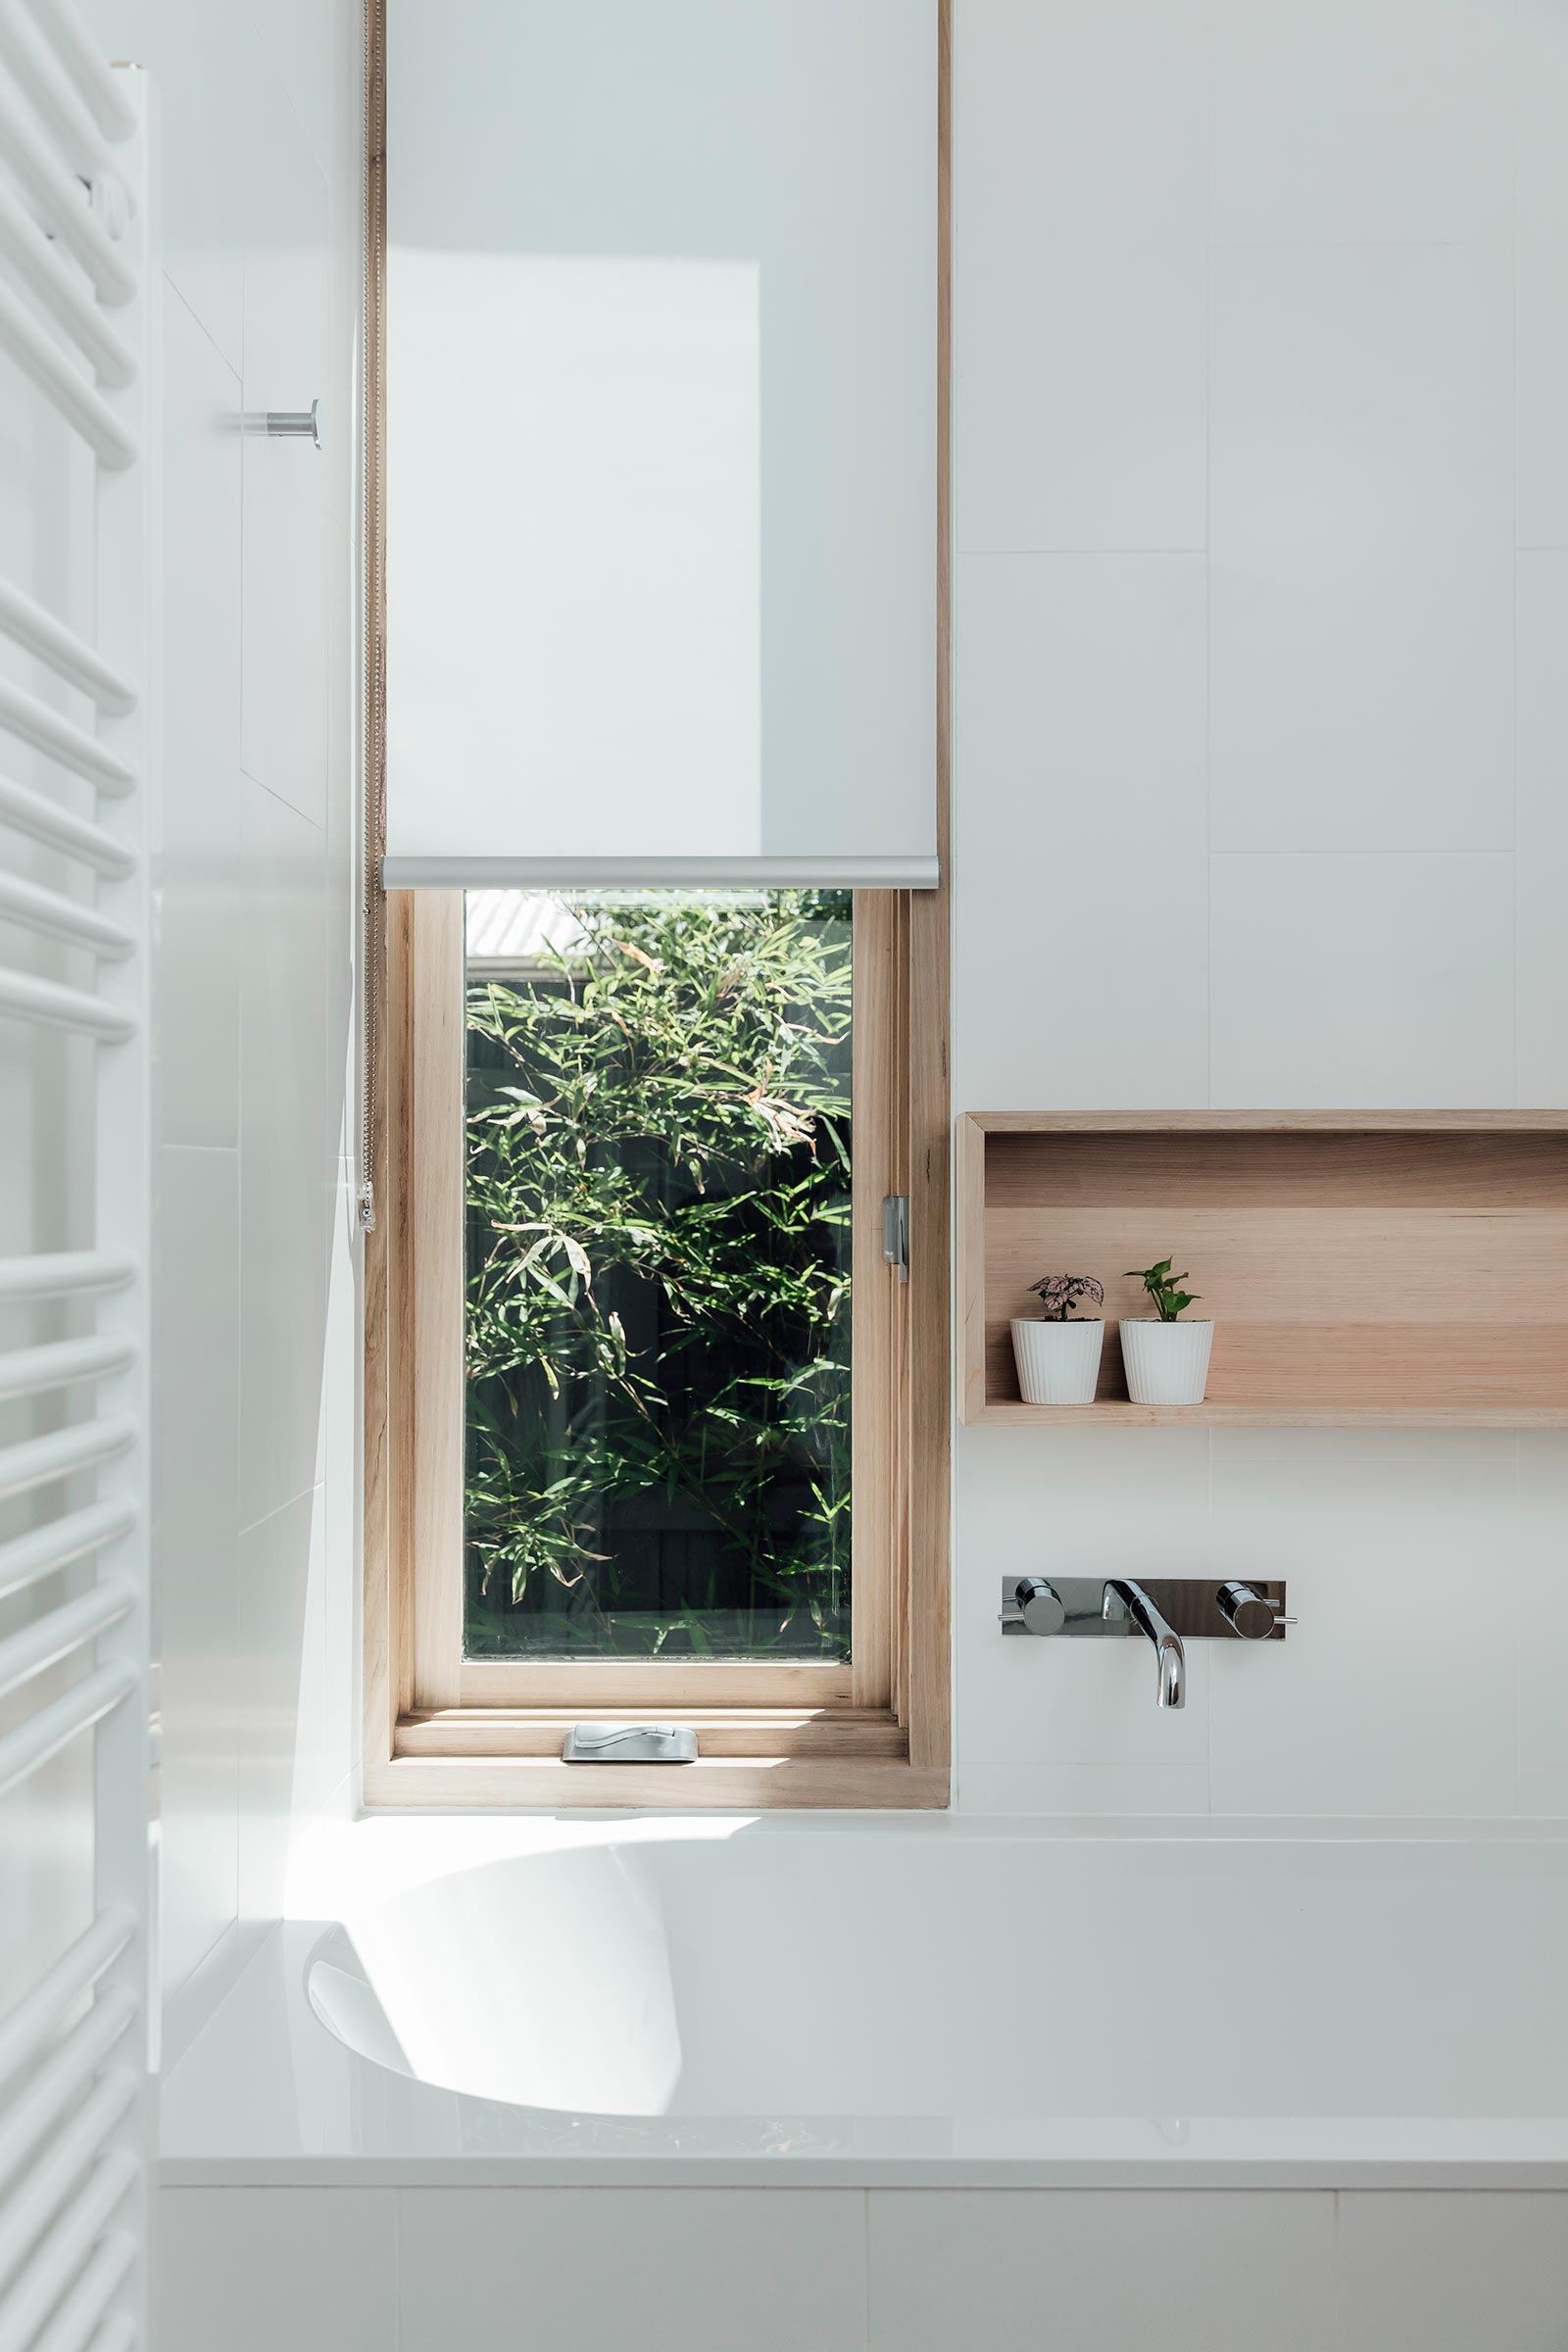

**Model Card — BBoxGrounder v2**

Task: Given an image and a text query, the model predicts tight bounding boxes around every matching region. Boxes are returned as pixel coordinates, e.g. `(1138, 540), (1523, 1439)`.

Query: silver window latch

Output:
(562, 1724), (697, 1763)
(882, 1193), (909, 1283)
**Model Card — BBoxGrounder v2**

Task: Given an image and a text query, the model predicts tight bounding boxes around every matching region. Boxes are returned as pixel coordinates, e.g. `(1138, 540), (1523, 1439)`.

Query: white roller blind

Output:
(383, 0), (939, 889)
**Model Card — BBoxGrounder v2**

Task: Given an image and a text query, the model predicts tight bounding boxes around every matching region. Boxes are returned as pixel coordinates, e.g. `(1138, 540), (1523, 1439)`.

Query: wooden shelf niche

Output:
(957, 1111), (1568, 1427)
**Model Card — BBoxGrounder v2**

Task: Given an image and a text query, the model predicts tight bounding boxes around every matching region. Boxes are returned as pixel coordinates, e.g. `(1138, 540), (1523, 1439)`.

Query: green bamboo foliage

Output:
(464, 891), (854, 1662)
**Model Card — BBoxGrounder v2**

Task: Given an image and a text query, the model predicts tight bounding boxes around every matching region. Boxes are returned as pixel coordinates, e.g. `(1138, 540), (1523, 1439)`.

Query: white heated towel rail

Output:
(0, 5), (153, 2348)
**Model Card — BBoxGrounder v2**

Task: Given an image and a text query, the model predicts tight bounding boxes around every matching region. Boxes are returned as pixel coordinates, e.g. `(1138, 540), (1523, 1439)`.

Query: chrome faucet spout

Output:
(1103, 1578), (1186, 1709)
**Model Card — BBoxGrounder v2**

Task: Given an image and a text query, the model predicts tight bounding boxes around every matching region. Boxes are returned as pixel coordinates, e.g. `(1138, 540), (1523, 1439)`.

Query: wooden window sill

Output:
(368, 1713), (946, 1809)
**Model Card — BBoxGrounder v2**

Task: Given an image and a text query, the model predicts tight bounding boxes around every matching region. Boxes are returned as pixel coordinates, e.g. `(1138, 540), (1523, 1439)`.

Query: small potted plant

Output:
(1120, 1257), (1212, 1405)
(1010, 1274), (1105, 1405)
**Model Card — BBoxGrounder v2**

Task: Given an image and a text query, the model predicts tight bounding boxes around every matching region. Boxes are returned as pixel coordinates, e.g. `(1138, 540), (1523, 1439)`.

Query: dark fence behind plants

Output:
(463, 890), (854, 1664)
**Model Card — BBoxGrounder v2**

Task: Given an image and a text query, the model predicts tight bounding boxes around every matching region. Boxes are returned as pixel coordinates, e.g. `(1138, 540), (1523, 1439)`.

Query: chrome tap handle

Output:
(1013, 1577), (1065, 1636)
(1103, 1578), (1186, 1709)
(1216, 1580), (1276, 1640)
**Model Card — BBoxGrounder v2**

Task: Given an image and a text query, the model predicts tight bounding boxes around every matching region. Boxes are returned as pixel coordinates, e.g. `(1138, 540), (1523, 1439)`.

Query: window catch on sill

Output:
(882, 1193), (909, 1283)
(562, 1724), (699, 1763)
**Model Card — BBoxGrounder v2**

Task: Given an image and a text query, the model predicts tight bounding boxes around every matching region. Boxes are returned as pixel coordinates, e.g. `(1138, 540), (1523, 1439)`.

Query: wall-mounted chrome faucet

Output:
(1104, 1578), (1185, 1708)
(1000, 1575), (1289, 1711)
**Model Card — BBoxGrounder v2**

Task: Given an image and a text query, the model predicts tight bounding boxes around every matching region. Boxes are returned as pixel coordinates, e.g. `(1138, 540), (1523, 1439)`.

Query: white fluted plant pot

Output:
(1119, 1317), (1214, 1406)
(1010, 1317), (1105, 1405)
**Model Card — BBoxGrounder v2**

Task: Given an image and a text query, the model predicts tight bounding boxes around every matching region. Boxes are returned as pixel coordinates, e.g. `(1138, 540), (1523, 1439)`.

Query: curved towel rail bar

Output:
(0, 1504), (139, 1605)
(0, 77), (134, 305)
(0, 873), (134, 959)
(0, 582), (136, 710)
(24, 2230), (135, 2352)
(0, 274), (136, 463)
(0, 2154), (136, 2350)
(0, 182), (136, 388)
(0, 1421), (136, 1504)
(0, 774), (135, 873)
(0, 3), (132, 206)
(0, 1911), (136, 2094)
(0, 677), (138, 792)
(0, 1582), (136, 1702)
(0, 280), (136, 466)
(0, 1996), (136, 2195)
(0, 1663), (138, 1801)
(0, 1252), (135, 1299)
(24, 0), (137, 142)
(1, 40), (151, 2345)
(0, 2074), (135, 2298)
(82, 2315), (135, 2352)
(0, 966), (136, 1039)
(0, 1337), (136, 1402)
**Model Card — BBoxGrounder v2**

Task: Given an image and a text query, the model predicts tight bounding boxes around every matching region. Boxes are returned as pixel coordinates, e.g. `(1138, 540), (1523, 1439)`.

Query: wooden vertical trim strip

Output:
(851, 891), (898, 1711)
(406, 892), (466, 1710)
(385, 893), (416, 1720)
(956, 1115), (988, 1423)
(889, 887), (912, 1731)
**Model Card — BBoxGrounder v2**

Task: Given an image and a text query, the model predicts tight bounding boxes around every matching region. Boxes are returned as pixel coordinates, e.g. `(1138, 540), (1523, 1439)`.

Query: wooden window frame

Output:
(360, 0), (951, 1808)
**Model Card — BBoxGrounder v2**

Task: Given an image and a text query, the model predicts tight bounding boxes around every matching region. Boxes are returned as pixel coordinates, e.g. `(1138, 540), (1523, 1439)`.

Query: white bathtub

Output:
(163, 1815), (1568, 2186)
(157, 1818), (1568, 2352)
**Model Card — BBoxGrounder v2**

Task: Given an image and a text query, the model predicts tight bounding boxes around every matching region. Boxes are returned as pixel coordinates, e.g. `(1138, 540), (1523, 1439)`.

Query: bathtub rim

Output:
(159, 1814), (1568, 2191)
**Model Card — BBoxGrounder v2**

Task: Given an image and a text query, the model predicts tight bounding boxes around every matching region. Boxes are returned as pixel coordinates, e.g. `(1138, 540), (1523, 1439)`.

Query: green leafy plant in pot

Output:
(1010, 1273), (1105, 1405)
(1119, 1256), (1212, 1405)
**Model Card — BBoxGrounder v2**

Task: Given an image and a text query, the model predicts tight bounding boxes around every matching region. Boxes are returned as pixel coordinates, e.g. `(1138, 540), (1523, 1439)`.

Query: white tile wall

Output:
(1208, 853), (1515, 1107)
(956, 1762), (1213, 1815)
(238, 103), (332, 827)
(158, 2189), (396, 2352)
(1514, 1439), (1568, 1817)
(152, 1147), (240, 1997)
(158, 282), (243, 1150)
(1206, 0), (1514, 246)
(867, 2190), (1339, 2352)
(235, 1491), (318, 1936)
(237, 773), (331, 1533)
(1207, 1446), (1522, 1817)
(1208, 246), (1513, 854)
(1517, 0), (1568, 240)
(80, 0), (361, 2056)
(957, 240), (1206, 554)
(956, 0), (1208, 246)
(1338, 2191), (1568, 2351)
(953, 0), (1568, 1818)
(1517, 242), (1568, 547)
(158, 2185), (1568, 2352)
(1516, 556), (1568, 1104)
(397, 2190), (868, 2352)
(952, 554), (1208, 1109)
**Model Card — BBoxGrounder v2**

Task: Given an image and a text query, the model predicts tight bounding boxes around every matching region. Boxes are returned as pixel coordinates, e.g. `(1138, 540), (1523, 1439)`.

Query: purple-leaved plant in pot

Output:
(1010, 1273), (1105, 1405)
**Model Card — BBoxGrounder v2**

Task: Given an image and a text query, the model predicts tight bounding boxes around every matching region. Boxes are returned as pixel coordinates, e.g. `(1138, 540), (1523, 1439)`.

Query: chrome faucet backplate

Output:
(999, 1574), (1288, 1708)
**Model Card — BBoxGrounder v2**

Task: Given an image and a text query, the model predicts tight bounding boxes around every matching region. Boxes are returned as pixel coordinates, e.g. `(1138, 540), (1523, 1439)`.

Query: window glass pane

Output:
(464, 888), (853, 1663)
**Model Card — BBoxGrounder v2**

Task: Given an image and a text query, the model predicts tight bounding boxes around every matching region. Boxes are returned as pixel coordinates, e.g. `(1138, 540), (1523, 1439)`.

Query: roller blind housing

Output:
(383, 0), (939, 889)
